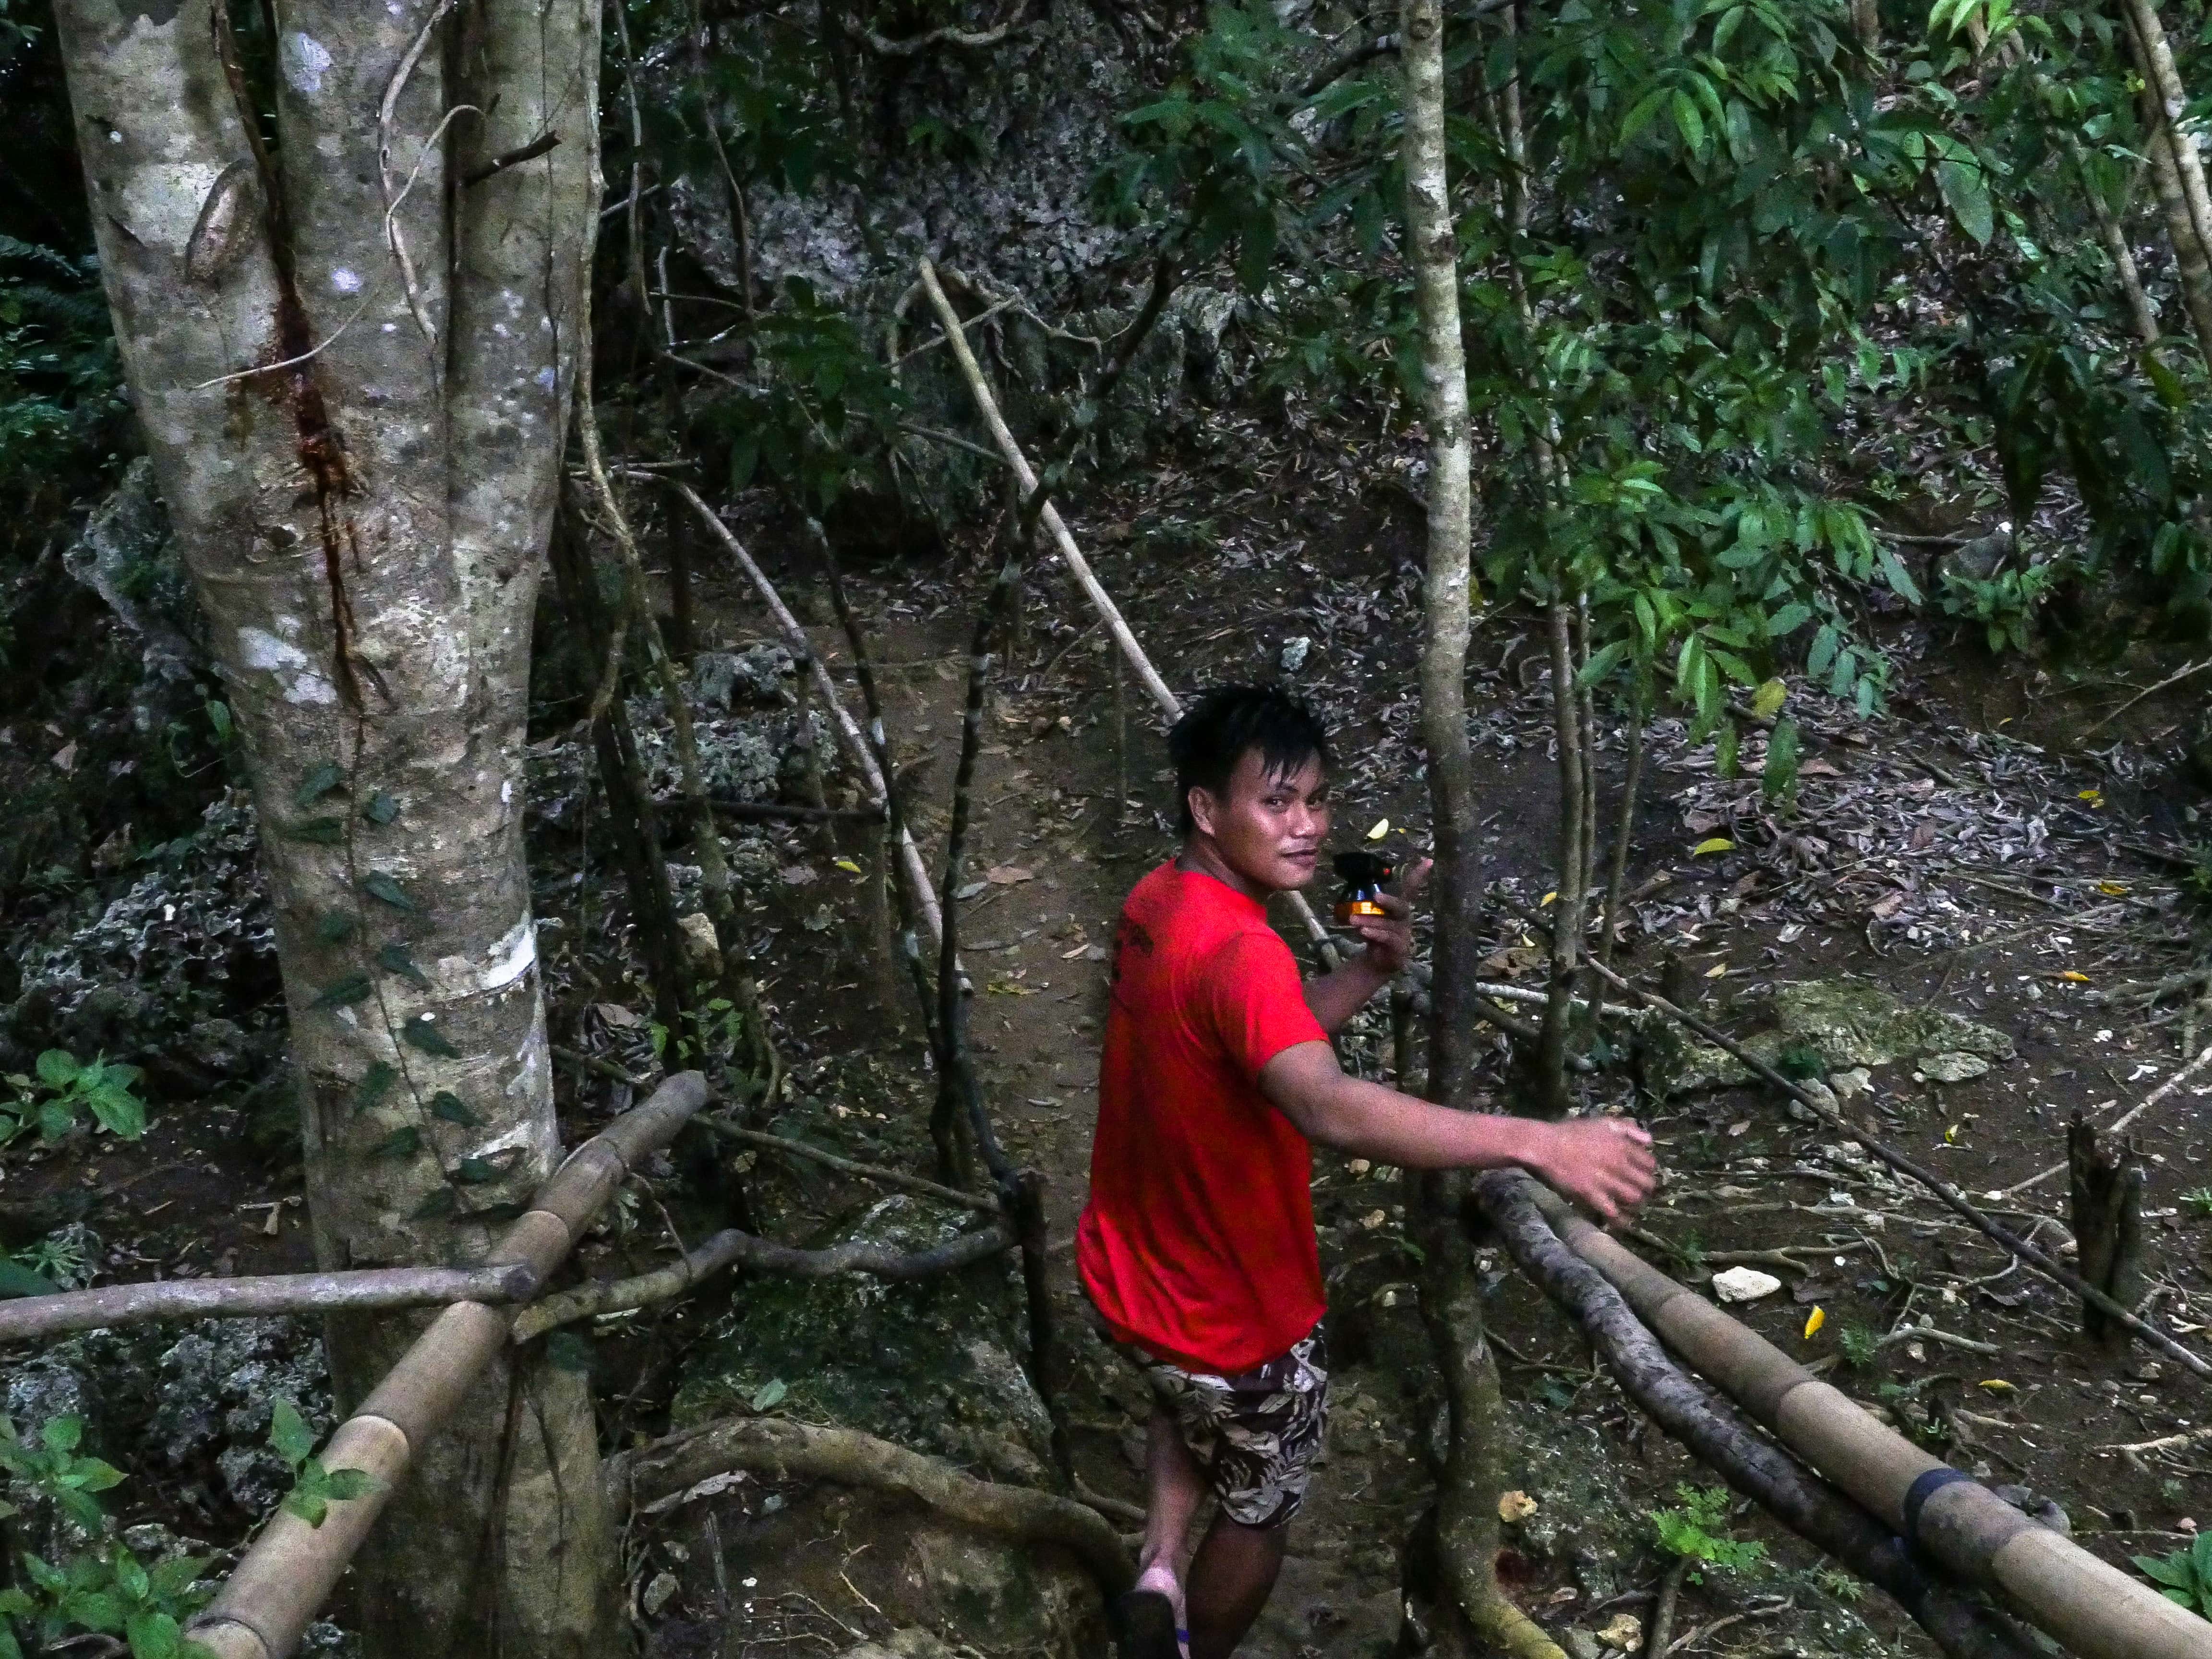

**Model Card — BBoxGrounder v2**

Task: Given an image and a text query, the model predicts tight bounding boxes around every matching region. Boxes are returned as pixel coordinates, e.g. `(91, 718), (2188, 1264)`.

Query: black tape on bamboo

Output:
(1510, 1177), (2212, 1659)
(184, 1072), (713, 1659)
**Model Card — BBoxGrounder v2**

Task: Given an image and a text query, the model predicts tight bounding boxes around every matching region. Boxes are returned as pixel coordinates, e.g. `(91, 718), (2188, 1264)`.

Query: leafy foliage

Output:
(0, 1049), (148, 1150)
(0, 1417), (215, 1659)
(2135, 1532), (2212, 1620)
(1650, 1482), (1768, 1578)
(267, 1399), (374, 1530)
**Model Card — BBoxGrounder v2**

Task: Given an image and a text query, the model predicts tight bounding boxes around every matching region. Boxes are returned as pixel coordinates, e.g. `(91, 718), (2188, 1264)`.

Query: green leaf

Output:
(376, 943), (431, 990)
(281, 1489), (330, 1528)
(292, 762), (345, 810)
(2191, 1527), (2212, 1595)
(268, 1398), (314, 1467)
(1577, 640), (1630, 688)
(127, 1611), (182, 1659)
(401, 1017), (461, 1059)
(41, 1417), (82, 1454)
(1750, 678), (1789, 720)
(453, 1156), (502, 1184)
(87, 1083), (146, 1140)
(1767, 602), (1812, 637)
(373, 1126), (422, 1159)
(313, 973), (373, 1010)
(1716, 721), (1740, 779)
(36, 1098), (73, 1141)
(0, 1256), (56, 1298)
(356, 1060), (398, 1115)
(360, 872), (417, 913)
(322, 1467), (373, 1503)
(72, 1456), (125, 1492)
(363, 792), (401, 827)
(285, 817), (347, 845)
(750, 1378), (788, 1412)
(430, 1091), (481, 1127)
(313, 910), (357, 946)
(1936, 157), (1993, 245)
(35, 1050), (81, 1090)
(1875, 544), (1924, 604)
(2136, 1551), (2196, 1589)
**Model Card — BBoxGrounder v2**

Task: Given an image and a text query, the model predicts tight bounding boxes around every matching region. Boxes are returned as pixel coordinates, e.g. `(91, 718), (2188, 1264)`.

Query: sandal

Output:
(1112, 1588), (1184, 1659)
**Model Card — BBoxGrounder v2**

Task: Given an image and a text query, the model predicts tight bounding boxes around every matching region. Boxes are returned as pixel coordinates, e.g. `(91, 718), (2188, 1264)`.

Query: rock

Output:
(1831, 1066), (1874, 1098)
(678, 913), (721, 979)
(1641, 978), (2012, 1095)
(1921, 1050), (1990, 1083)
(1711, 1267), (1783, 1303)
(906, 1526), (1104, 1658)
(1935, 529), (2013, 589)
(1279, 636), (1311, 672)
(671, 1195), (1053, 1480)
(693, 645), (795, 710)
(1596, 1612), (1644, 1651)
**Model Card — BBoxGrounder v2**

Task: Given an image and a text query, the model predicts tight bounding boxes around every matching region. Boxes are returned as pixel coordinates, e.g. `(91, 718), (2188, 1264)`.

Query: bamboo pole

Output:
(911, 258), (1340, 955)
(1506, 1175), (2212, 1659)
(184, 1072), (713, 1659)
(0, 1262), (534, 1344)
(667, 481), (947, 950)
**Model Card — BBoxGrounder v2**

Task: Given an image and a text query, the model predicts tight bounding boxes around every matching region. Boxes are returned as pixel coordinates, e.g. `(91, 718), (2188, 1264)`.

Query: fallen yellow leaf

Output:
(1704, 962), (1728, 978)
(1692, 837), (1736, 856)
(1751, 677), (1789, 720)
(834, 857), (862, 874)
(1498, 1489), (1538, 1524)
(2077, 788), (2104, 806)
(1977, 1379), (2016, 1393)
(2059, 970), (2090, 984)
(1540, 891), (1558, 906)
(1803, 1306), (1826, 1339)
(2097, 881), (2128, 896)
(1945, 1124), (1960, 1143)
(1366, 817), (1390, 841)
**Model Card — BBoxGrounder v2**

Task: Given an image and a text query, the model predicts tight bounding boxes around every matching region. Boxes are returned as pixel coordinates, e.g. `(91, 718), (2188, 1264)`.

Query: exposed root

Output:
(604, 1416), (1134, 1593)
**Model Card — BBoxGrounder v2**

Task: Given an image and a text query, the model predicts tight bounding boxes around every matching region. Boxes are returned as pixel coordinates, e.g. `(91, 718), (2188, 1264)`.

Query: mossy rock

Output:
(1639, 978), (2013, 1095)
(670, 1195), (1052, 1480)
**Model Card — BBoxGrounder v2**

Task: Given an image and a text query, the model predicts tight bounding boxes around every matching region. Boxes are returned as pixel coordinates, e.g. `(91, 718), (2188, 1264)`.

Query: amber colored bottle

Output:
(1332, 851), (1394, 926)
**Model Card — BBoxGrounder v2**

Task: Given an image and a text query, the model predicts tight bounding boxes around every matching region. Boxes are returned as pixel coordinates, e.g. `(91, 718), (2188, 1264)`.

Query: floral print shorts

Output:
(1107, 1321), (1331, 1528)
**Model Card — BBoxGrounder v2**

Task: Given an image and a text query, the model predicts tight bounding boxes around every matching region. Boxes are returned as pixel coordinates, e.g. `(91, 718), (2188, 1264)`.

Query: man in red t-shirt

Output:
(1078, 686), (1656, 1659)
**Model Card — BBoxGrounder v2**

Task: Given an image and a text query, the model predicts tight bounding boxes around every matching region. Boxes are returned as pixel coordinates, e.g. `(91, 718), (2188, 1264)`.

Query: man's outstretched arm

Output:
(1258, 1040), (1658, 1222)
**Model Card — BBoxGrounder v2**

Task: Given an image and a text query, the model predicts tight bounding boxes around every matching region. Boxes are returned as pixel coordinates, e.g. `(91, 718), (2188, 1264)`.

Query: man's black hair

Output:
(1167, 685), (1332, 836)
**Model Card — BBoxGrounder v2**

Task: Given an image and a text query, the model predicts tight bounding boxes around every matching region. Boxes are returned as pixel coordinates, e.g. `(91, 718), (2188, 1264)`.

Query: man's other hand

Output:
(1348, 857), (1432, 976)
(1527, 1118), (1657, 1225)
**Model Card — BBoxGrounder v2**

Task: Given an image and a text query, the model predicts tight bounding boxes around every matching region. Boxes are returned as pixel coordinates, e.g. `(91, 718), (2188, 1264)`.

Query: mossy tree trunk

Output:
(51, 2), (613, 1654)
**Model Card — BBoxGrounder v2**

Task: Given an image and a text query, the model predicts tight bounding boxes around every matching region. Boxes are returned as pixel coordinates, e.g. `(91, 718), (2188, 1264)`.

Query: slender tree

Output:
(50, 3), (612, 1653)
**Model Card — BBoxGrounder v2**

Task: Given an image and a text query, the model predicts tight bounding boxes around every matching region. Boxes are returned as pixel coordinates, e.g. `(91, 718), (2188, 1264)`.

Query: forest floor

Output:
(5, 409), (2211, 1659)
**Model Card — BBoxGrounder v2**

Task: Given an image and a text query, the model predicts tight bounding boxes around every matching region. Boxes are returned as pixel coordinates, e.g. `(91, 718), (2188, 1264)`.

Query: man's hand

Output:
(1524, 1118), (1658, 1225)
(1347, 857), (1432, 977)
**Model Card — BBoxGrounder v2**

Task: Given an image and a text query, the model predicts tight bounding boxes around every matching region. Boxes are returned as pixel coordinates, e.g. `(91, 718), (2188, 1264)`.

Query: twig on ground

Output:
(1876, 1320), (2004, 1357)
(2001, 1041), (2212, 1196)
(700, 1120), (998, 1214)
(2082, 658), (2212, 736)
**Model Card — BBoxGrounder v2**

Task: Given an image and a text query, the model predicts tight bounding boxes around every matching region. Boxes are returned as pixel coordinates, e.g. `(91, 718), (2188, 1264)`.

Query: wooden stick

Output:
(667, 482), (946, 950)
(1578, 951), (2212, 1384)
(912, 258), (1340, 955)
(2002, 1041), (2212, 1196)
(700, 1120), (998, 1214)
(2080, 657), (2209, 736)
(0, 1262), (534, 1344)
(185, 1073), (713, 1659)
(510, 1219), (1013, 1341)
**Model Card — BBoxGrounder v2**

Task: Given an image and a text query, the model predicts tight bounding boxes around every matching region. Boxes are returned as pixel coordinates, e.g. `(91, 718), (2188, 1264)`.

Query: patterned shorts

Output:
(1104, 1320), (1331, 1529)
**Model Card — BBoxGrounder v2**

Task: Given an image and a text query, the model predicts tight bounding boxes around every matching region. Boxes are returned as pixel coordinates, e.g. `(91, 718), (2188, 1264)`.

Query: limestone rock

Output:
(678, 913), (722, 979)
(1640, 978), (2012, 1095)
(1921, 1050), (1990, 1083)
(907, 1526), (1103, 1659)
(1711, 1266), (1783, 1303)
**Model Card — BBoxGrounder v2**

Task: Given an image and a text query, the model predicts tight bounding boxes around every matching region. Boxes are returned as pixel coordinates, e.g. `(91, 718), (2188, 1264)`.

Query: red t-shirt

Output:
(1076, 862), (1330, 1374)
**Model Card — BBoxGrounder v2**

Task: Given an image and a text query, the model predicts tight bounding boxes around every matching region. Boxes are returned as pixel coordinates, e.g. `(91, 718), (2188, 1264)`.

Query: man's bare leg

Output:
(1184, 1511), (1289, 1659)
(1126, 1410), (1205, 1655)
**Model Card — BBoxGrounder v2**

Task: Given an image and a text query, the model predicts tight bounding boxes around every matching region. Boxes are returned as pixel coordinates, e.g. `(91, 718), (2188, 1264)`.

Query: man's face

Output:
(1189, 750), (1330, 892)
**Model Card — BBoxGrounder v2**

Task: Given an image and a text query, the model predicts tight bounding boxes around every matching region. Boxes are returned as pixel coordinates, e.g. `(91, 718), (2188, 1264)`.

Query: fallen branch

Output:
(2101, 1425), (2212, 1457)
(700, 1120), (998, 1214)
(841, 4), (1033, 55)
(1576, 950), (2212, 1384)
(2081, 658), (2212, 737)
(0, 1262), (534, 1344)
(1478, 1171), (2053, 1659)
(186, 1074), (713, 1659)
(511, 1219), (1013, 1342)
(1498, 1172), (2212, 1659)
(912, 258), (1337, 958)
(2001, 1040), (2212, 1196)
(669, 482), (947, 952)
(603, 1415), (1133, 1593)
(1876, 1320), (2003, 1358)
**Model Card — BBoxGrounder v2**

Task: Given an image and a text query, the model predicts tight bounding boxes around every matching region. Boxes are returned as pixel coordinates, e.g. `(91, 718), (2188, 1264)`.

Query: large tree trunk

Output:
(1400, 4), (1561, 1658)
(51, 4), (611, 1655)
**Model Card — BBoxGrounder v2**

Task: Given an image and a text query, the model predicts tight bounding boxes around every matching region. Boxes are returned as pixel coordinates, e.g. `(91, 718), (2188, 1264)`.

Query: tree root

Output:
(603, 1416), (1134, 1593)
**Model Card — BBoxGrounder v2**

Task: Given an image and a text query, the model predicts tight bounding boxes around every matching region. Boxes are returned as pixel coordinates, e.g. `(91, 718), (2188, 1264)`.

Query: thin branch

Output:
(461, 130), (559, 187)
(512, 1219), (1012, 1341)
(0, 1262), (534, 1344)
(701, 1120), (999, 1214)
(2001, 1040), (2212, 1195)
(841, 2), (1035, 56)
(2081, 657), (2212, 736)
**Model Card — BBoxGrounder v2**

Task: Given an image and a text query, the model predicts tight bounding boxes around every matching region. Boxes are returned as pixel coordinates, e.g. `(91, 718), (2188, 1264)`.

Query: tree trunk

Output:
(2123, 7), (2212, 359)
(51, 4), (613, 1655)
(1401, 4), (1559, 1657)
(2122, 0), (2212, 258)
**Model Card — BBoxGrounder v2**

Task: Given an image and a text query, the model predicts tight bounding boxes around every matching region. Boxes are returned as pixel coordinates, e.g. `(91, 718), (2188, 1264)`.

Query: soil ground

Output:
(6, 409), (2211, 1659)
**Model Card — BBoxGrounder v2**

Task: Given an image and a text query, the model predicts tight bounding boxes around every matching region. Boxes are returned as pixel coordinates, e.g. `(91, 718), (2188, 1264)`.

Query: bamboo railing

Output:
(1512, 1177), (2212, 1659)
(182, 1072), (712, 1659)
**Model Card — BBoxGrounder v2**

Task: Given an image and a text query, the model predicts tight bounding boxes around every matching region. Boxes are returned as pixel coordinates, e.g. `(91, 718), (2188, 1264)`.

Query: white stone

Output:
(1711, 1266), (1783, 1304)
